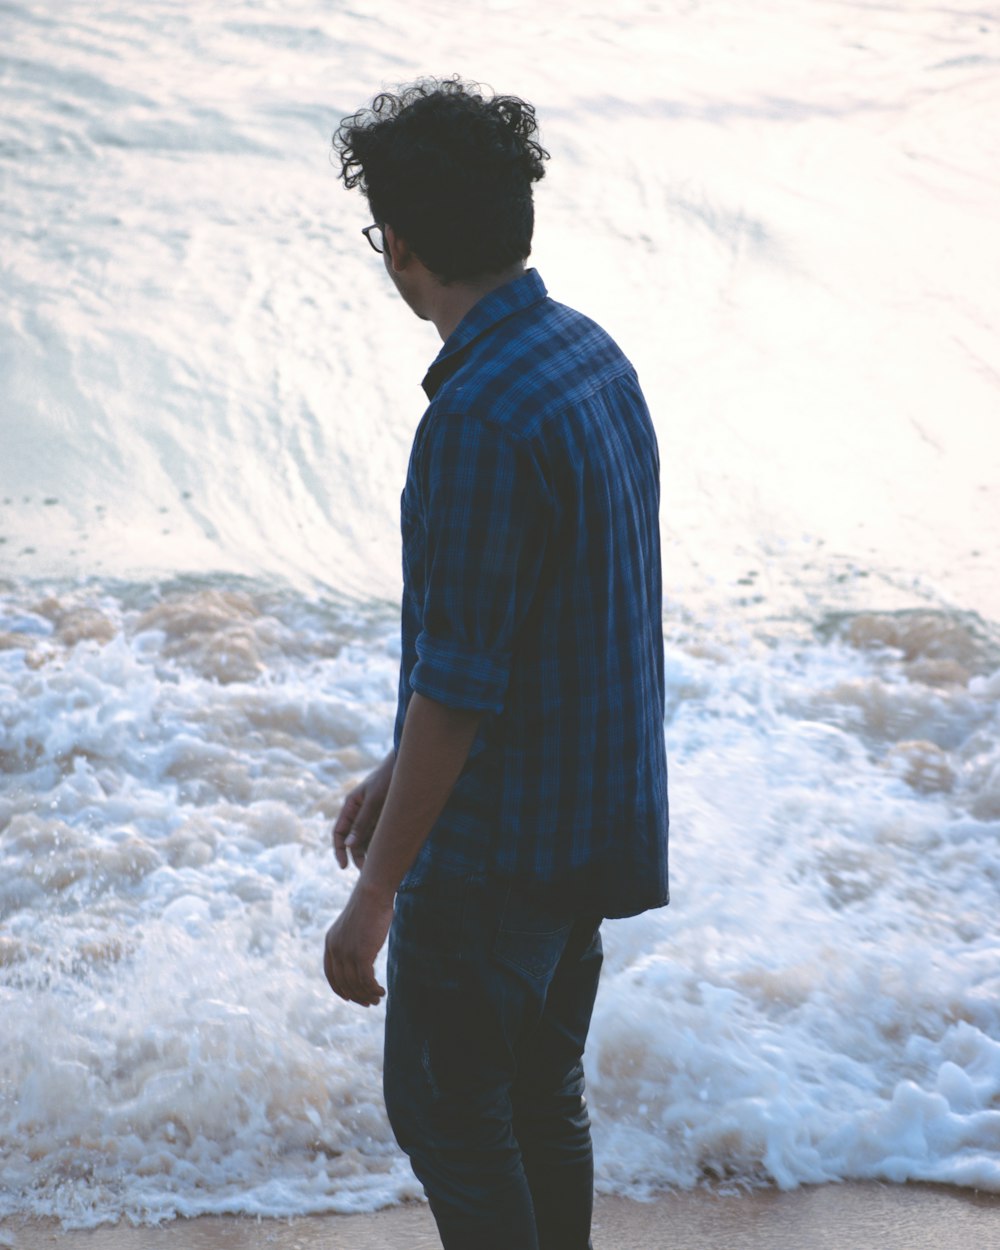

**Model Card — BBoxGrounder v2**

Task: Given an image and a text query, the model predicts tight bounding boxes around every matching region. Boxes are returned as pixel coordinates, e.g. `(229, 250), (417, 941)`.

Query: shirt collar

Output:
(421, 269), (549, 399)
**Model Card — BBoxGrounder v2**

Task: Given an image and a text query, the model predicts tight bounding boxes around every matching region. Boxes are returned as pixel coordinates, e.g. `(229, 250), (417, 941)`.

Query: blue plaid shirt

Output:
(393, 270), (668, 918)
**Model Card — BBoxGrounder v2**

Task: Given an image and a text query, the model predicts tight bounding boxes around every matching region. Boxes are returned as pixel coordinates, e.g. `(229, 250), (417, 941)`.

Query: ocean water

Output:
(2, 0), (999, 1228)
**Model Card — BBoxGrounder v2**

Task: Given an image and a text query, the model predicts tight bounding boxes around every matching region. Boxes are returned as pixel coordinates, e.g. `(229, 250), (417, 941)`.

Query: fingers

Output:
(333, 789), (363, 838)
(332, 784), (381, 870)
(332, 756), (394, 866)
(333, 790), (364, 868)
(323, 947), (385, 1006)
(323, 893), (393, 1009)
(346, 971), (385, 1008)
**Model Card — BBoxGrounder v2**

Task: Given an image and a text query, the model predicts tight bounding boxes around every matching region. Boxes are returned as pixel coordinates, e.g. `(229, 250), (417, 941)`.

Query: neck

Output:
(427, 262), (526, 341)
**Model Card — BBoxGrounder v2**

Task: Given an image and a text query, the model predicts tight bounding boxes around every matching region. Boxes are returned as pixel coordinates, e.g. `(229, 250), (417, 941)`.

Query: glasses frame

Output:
(362, 224), (385, 254)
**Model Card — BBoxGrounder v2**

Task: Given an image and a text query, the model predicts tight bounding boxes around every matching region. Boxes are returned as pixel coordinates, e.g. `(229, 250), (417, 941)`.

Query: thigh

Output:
(512, 914), (603, 1097)
(384, 878), (593, 1132)
(384, 875), (544, 1248)
(384, 872), (506, 1135)
(542, 915), (603, 1057)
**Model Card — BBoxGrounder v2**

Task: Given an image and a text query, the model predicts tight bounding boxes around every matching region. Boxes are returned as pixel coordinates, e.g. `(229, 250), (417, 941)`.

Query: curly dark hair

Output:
(332, 76), (549, 283)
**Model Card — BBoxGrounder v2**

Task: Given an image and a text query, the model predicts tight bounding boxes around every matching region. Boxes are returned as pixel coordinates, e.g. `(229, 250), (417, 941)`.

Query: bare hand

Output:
(323, 885), (393, 1007)
(333, 752), (395, 869)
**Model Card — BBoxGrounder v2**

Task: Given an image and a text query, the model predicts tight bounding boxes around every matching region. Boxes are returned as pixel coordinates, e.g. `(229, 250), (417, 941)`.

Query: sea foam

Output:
(1, 583), (998, 1225)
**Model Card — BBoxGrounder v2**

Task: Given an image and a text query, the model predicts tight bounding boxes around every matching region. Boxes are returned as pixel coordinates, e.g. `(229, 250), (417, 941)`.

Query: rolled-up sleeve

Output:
(409, 410), (549, 714)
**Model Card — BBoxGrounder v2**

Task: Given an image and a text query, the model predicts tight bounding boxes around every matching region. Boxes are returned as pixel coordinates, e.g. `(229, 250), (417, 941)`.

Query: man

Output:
(323, 77), (668, 1250)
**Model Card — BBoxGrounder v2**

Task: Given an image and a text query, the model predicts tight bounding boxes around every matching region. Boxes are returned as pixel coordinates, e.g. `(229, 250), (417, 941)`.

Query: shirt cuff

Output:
(410, 630), (510, 713)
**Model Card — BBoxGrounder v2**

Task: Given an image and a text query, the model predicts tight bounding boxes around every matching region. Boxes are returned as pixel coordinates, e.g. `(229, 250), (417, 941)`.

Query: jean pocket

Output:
(493, 895), (573, 982)
(391, 873), (480, 991)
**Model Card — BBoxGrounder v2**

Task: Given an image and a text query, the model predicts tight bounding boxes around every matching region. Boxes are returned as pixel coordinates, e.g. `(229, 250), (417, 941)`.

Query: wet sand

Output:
(3, 1183), (998, 1250)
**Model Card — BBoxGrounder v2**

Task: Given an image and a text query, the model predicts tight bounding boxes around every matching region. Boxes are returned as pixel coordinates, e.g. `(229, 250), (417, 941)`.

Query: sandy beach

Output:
(4, 1183), (998, 1250)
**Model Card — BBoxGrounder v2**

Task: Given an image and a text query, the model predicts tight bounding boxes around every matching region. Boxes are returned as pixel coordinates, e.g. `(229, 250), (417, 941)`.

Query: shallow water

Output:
(1, 0), (999, 1228)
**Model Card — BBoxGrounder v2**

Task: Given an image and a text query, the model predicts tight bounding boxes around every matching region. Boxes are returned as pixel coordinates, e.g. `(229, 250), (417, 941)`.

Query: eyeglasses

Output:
(362, 224), (385, 254)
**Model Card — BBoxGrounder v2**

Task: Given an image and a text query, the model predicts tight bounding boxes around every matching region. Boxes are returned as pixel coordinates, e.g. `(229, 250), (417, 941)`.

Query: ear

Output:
(383, 223), (412, 273)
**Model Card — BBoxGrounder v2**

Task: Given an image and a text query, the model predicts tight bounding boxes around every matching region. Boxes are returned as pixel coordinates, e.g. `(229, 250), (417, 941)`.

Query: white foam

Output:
(1, 585), (998, 1225)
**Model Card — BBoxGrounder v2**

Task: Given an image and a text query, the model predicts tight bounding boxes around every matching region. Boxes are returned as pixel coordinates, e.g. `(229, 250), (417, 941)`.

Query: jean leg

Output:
(383, 875), (539, 1250)
(511, 918), (603, 1250)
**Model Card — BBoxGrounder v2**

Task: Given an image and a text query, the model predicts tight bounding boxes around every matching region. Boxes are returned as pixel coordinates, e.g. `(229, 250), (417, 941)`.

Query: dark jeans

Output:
(384, 871), (604, 1250)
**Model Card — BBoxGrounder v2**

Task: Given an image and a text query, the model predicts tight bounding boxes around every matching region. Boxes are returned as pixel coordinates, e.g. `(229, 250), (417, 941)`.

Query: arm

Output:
(323, 691), (481, 1006)
(324, 413), (546, 1007)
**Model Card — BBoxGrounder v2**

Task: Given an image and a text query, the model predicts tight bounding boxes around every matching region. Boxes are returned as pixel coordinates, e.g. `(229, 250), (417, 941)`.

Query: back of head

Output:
(333, 76), (549, 284)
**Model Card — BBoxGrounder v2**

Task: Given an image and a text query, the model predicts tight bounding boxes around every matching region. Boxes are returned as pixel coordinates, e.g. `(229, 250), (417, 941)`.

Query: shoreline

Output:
(3, 1182), (998, 1250)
